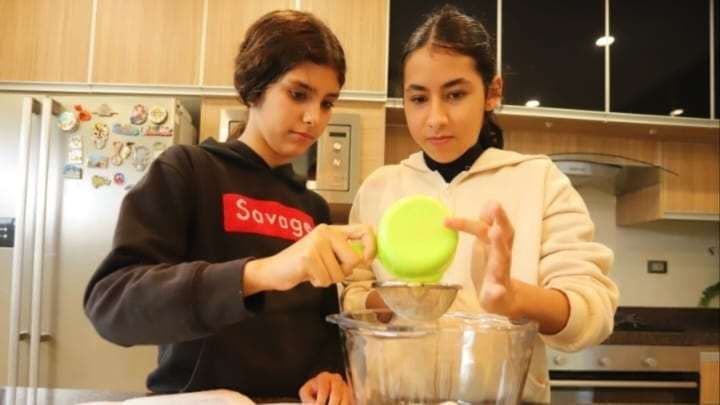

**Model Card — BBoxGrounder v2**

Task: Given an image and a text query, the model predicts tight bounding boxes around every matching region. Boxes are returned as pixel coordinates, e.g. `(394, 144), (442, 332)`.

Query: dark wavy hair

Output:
(234, 10), (346, 106)
(401, 4), (503, 149)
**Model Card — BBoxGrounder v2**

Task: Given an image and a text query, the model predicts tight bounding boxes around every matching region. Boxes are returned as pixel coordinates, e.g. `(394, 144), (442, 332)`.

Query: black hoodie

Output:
(84, 139), (344, 398)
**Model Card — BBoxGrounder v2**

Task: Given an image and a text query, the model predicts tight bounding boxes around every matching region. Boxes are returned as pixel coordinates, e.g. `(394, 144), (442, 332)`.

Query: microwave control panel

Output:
(316, 125), (351, 191)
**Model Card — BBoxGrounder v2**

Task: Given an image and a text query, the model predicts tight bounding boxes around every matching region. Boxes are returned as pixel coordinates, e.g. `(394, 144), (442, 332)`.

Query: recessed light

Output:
(525, 99), (540, 108)
(595, 36), (615, 46)
(669, 108), (684, 116)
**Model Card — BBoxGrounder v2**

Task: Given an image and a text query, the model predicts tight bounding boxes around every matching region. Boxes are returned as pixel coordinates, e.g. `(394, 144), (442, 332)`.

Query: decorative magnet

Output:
(110, 141), (124, 166)
(69, 133), (83, 149)
(63, 164), (83, 179)
(130, 104), (148, 125)
(121, 142), (134, 160)
(91, 123), (110, 149)
(68, 149), (83, 164)
(94, 103), (118, 117)
(112, 172), (126, 186)
(74, 104), (92, 121)
(148, 106), (168, 124)
(153, 142), (166, 158)
(143, 125), (173, 137)
(131, 145), (151, 171)
(87, 154), (109, 169)
(91, 175), (111, 188)
(58, 111), (78, 132)
(112, 123), (140, 136)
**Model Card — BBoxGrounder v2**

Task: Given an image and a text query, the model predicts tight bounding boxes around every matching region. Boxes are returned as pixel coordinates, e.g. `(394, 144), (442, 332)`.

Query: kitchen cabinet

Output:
(502, 0), (604, 110)
(0, 0), (92, 82)
(92, 0), (204, 85)
(387, 0), (497, 98)
(700, 352), (720, 404)
(202, 0), (294, 86)
(618, 141), (720, 224)
(302, 0), (388, 93)
(611, 0), (711, 118)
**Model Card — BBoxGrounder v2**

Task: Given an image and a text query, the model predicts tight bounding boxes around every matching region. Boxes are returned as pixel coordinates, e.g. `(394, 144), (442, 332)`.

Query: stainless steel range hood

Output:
(549, 153), (677, 195)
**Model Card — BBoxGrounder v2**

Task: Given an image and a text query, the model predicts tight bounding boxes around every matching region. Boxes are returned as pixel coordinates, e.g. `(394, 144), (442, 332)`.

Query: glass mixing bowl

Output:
(327, 310), (538, 405)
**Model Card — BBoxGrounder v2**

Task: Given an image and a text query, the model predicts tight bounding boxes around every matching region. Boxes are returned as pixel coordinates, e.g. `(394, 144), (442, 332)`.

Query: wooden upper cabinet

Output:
(617, 140), (720, 224)
(661, 142), (720, 216)
(92, 0), (203, 85)
(0, 0), (92, 82)
(302, 0), (388, 93)
(203, 0), (293, 86)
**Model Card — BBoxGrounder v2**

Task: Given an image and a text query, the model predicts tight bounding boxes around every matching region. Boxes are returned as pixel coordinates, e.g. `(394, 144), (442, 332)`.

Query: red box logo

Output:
(223, 194), (316, 241)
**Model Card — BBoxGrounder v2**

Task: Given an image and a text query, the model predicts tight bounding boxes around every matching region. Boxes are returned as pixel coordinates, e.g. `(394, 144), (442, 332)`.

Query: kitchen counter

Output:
(0, 387), (298, 405)
(604, 330), (719, 346)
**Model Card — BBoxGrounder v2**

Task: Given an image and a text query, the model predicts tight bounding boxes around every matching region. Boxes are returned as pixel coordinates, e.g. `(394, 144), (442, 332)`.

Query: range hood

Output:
(549, 153), (677, 195)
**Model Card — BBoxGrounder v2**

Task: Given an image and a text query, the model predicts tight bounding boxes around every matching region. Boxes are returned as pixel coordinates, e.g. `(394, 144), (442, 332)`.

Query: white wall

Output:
(578, 187), (720, 308)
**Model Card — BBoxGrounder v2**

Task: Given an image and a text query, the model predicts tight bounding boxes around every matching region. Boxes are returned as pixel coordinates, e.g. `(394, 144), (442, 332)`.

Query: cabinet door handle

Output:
(18, 331), (53, 342)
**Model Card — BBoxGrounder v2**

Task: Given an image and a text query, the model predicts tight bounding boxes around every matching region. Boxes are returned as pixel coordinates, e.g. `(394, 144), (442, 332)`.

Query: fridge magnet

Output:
(121, 142), (134, 159)
(153, 142), (166, 158)
(68, 133), (83, 149)
(143, 125), (173, 137)
(112, 172), (126, 186)
(87, 154), (109, 169)
(68, 149), (83, 164)
(91, 123), (110, 149)
(148, 106), (168, 124)
(62, 164), (83, 179)
(130, 104), (148, 125)
(58, 111), (78, 132)
(112, 123), (140, 136)
(109, 141), (124, 166)
(91, 175), (111, 189)
(94, 103), (118, 117)
(131, 145), (151, 171)
(74, 104), (92, 121)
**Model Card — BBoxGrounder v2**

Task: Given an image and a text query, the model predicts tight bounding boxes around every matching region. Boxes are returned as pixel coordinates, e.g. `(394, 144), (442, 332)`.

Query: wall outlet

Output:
(647, 260), (668, 274)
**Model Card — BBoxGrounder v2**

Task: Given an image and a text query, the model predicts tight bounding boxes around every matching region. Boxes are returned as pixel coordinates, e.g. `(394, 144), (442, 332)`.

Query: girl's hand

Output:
(445, 201), (520, 318)
(246, 224), (376, 292)
(299, 371), (352, 405)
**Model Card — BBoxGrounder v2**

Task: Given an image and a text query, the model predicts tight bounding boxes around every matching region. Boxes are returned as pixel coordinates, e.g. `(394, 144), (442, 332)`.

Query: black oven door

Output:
(550, 371), (699, 404)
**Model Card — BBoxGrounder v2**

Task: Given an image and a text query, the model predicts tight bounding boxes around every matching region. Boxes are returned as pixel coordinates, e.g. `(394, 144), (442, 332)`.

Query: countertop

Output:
(0, 387), (298, 405)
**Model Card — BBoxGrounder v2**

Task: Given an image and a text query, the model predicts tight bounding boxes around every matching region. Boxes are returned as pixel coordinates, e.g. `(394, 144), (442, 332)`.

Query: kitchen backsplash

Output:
(579, 187), (720, 308)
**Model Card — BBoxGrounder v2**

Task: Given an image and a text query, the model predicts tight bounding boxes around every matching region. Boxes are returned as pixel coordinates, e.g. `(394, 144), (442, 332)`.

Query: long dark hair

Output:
(401, 5), (503, 149)
(234, 10), (346, 106)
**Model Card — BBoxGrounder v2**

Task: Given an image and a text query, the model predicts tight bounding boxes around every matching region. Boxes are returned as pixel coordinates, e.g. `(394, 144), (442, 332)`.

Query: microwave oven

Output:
(218, 108), (362, 204)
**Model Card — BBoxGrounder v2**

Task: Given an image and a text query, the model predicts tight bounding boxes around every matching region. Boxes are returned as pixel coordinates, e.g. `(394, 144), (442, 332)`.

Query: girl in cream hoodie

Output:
(342, 5), (619, 403)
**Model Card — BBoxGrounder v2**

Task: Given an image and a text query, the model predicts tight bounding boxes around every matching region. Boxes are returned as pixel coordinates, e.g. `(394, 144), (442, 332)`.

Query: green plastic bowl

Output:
(377, 195), (458, 282)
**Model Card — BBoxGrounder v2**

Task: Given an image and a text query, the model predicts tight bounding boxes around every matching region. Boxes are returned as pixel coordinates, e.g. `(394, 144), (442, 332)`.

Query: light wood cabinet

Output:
(92, 0), (204, 85)
(0, 0), (92, 82)
(618, 141), (720, 224)
(301, 0), (388, 93)
(203, 0), (293, 86)
(700, 352), (720, 404)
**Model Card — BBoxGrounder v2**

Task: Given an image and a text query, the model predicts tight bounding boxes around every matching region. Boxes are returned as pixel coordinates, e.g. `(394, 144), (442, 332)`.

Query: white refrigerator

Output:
(0, 94), (197, 403)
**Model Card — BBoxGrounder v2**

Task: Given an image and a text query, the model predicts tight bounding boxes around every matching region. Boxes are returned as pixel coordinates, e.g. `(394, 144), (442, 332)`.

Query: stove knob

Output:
(553, 355), (567, 366)
(598, 356), (611, 367)
(333, 142), (342, 151)
(642, 357), (658, 368)
(332, 158), (342, 167)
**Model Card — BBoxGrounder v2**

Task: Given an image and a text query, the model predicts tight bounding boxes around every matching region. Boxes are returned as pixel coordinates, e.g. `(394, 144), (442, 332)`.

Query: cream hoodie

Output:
(342, 148), (620, 403)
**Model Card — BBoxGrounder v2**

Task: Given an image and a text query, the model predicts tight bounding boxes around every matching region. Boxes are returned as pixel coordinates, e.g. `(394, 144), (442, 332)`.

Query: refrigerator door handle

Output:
(27, 97), (60, 398)
(7, 97), (42, 398)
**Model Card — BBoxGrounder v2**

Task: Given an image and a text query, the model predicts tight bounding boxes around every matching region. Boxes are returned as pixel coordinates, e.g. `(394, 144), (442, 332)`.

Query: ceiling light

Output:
(525, 99), (540, 108)
(669, 108), (684, 116)
(595, 36), (615, 47)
